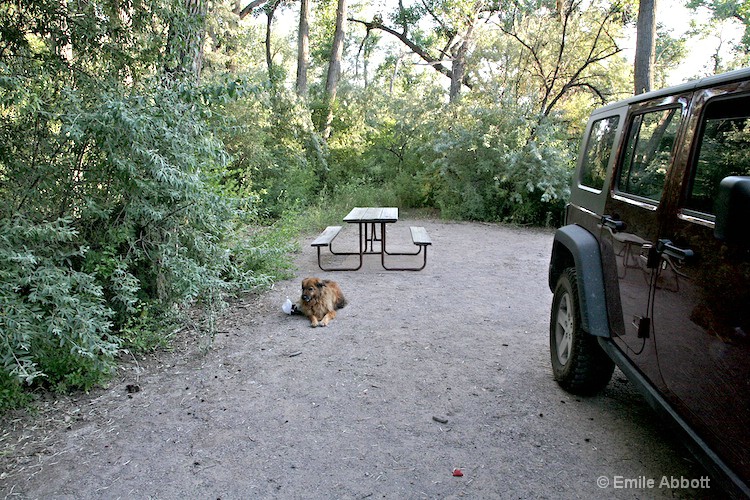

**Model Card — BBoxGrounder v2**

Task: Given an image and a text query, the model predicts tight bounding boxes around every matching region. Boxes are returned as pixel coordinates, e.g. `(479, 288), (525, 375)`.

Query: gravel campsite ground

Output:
(1, 219), (720, 499)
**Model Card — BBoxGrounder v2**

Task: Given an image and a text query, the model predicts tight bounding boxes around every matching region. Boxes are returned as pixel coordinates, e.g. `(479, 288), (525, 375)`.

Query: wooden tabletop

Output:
(343, 207), (398, 223)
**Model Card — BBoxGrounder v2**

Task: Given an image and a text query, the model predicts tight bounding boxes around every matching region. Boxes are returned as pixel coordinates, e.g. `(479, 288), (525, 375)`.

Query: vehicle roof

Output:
(592, 67), (750, 115)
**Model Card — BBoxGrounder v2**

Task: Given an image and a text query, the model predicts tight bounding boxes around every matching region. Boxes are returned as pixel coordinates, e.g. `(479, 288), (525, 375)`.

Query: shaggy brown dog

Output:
(298, 277), (347, 327)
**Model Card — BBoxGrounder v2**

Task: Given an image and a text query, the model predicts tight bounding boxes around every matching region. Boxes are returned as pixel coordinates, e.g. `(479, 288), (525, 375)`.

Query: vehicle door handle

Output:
(657, 239), (694, 260)
(602, 216), (625, 232)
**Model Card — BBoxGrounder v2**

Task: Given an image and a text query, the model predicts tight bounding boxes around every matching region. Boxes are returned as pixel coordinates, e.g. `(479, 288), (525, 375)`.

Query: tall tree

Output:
(297, 0), (310, 96)
(323, 0), (348, 139)
(449, 21), (476, 101)
(634, 0), (657, 94)
(165, 0), (209, 80)
(264, 0), (282, 82)
(353, 25), (380, 88)
(687, 0), (750, 69)
(349, 0), (488, 102)
(495, 0), (624, 115)
(237, 0), (311, 91)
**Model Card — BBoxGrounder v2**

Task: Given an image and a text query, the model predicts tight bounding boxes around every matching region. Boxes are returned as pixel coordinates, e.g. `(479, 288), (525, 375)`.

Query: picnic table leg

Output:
(316, 226), (364, 271)
(372, 222), (382, 251)
(363, 222), (381, 253)
(380, 222), (428, 271)
(381, 222), (423, 257)
(380, 222), (387, 269)
(317, 245), (363, 271)
(329, 224), (364, 257)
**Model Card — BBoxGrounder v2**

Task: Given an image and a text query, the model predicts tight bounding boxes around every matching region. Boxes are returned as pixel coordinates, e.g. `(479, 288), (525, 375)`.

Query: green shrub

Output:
(323, 87), (442, 210)
(0, 216), (118, 387)
(0, 371), (32, 413)
(218, 85), (327, 218)
(425, 99), (573, 225)
(226, 211), (301, 287)
(118, 304), (176, 354)
(0, 75), (281, 401)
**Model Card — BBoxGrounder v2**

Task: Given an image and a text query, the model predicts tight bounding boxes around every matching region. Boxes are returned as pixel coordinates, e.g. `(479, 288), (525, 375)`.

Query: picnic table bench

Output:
(311, 225), (343, 247)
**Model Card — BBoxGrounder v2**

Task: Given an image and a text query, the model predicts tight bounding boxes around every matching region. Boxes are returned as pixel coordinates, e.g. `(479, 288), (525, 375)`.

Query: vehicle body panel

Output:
(548, 67), (750, 496)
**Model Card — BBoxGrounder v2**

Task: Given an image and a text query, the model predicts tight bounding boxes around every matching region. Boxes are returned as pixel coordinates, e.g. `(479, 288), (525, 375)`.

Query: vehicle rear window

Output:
(617, 107), (682, 202)
(579, 116), (619, 191)
(686, 95), (750, 215)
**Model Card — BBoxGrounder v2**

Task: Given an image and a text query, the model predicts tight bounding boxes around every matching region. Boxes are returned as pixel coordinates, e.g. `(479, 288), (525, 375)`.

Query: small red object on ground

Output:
(452, 468), (463, 477)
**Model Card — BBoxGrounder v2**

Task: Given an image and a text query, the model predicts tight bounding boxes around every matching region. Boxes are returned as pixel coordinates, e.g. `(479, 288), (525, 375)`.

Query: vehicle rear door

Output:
(599, 94), (690, 386)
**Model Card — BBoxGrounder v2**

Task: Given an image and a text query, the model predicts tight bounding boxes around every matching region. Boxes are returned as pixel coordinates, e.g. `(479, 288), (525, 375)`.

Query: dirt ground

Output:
(1, 219), (721, 499)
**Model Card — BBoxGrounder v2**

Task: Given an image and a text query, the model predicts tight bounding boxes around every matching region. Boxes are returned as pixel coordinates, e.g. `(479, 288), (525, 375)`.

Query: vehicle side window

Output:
(617, 107), (682, 202)
(579, 116), (620, 191)
(686, 95), (750, 215)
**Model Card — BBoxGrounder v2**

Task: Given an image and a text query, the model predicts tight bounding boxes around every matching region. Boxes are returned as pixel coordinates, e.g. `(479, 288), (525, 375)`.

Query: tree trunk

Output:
(296, 0), (310, 97)
(264, 0), (281, 84)
(449, 23), (474, 103)
(634, 0), (657, 95)
(323, 0), (347, 139)
(390, 53), (404, 94)
(165, 0), (207, 81)
(187, 0), (207, 81)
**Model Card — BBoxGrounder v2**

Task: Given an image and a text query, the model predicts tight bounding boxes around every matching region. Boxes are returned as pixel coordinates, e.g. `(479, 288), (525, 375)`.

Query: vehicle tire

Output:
(550, 267), (615, 395)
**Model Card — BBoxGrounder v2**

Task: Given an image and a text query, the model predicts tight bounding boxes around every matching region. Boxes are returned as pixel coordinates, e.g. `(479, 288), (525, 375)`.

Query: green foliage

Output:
(323, 85), (443, 208)
(203, 3), (265, 75)
(312, 81), (573, 226)
(0, 0), (307, 409)
(118, 305), (176, 354)
(0, 217), (118, 385)
(0, 371), (32, 413)
(476, 2), (630, 115)
(217, 84), (326, 218)
(32, 335), (115, 393)
(687, 0), (750, 54)
(654, 26), (688, 89)
(228, 210), (301, 284)
(423, 97), (573, 224)
(0, 67), (306, 408)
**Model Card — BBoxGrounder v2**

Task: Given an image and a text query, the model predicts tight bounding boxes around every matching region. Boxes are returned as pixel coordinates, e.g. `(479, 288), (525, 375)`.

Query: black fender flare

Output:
(549, 224), (610, 337)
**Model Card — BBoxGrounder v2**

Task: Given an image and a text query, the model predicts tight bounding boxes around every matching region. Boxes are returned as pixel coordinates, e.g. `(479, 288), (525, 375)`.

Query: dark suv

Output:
(548, 67), (750, 497)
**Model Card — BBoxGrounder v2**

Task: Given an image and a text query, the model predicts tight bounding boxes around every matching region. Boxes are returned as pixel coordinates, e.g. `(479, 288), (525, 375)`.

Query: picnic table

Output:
(311, 207), (431, 271)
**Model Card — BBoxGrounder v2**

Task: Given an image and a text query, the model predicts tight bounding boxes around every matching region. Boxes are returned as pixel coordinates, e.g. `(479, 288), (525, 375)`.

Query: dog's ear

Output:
(316, 281), (325, 288)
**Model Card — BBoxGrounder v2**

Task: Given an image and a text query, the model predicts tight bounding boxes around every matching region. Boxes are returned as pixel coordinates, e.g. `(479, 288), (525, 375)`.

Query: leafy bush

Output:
(0, 216), (118, 385)
(226, 208), (301, 286)
(317, 86), (573, 225)
(0, 371), (31, 413)
(218, 85), (327, 218)
(424, 98), (573, 225)
(323, 86), (442, 209)
(0, 72), (286, 403)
